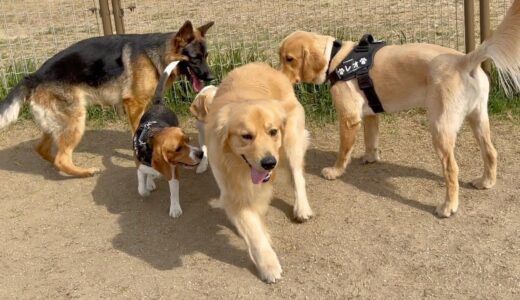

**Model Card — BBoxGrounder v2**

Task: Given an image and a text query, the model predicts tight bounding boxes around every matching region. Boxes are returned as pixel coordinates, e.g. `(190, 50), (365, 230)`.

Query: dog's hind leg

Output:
(428, 100), (464, 218)
(362, 115), (380, 163)
(283, 108), (313, 221)
(467, 106), (497, 190)
(54, 107), (100, 177)
(36, 132), (54, 162)
(123, 97), (149, 133)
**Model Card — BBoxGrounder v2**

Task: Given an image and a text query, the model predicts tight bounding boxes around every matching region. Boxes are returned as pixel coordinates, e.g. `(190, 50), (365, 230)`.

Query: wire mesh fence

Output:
(0, 0), (514, 94)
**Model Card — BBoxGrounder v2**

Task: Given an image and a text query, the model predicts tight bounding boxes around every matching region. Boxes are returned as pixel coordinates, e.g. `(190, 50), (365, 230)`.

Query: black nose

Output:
(260, 155), (277, 170)
(195, 149), (204, 160)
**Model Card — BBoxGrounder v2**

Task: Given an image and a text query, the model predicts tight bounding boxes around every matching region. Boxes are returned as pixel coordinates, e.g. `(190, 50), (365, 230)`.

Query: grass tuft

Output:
(0, 50), (519, 125)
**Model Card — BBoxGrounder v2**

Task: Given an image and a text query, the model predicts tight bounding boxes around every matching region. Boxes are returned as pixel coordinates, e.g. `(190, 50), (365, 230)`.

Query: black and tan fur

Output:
(0, 20), (213, 177)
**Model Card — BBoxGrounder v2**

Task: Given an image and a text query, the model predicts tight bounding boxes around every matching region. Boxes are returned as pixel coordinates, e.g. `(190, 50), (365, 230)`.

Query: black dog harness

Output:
(133, 120), (165, 167)
(328, 34), (386, 113)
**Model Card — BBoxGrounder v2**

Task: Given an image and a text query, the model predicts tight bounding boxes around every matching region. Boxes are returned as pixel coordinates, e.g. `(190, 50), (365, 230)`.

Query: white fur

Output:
(137, 164), (182, 218)
(164, 61), (180, 76)
(0, 99), (21, 128)
(196, 120), (208, 173)
(168, 171), (181, 218)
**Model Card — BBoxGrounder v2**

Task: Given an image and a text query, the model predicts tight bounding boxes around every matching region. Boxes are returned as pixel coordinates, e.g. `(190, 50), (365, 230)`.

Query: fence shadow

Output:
(305, 148), (441, 215)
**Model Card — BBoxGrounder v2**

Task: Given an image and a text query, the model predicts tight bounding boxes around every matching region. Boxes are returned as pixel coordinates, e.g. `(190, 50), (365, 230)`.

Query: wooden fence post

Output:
(98, 0), (113, 36)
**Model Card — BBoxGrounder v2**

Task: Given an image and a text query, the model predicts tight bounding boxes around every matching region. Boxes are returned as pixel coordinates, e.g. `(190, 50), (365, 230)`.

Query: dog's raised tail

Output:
(464, 0), (520, 96)
(0, 78), (31, 128)
(152, 61), (180, 105)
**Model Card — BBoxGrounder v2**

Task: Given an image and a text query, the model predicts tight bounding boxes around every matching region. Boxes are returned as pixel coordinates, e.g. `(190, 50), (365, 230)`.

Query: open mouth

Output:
(187, 67), (204, 93)
(241, 155), (272, 184)
(180, 162), (200, 170)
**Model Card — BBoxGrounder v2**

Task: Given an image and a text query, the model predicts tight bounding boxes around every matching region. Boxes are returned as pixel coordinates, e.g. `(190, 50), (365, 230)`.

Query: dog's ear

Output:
(302, 45), (326, 80)
(190, 94), (210, 121)
(175, 20), (195, 44)
(214, 106), (230, 147)
(197, 21), (214, 37)
(150, 133), (173, 181)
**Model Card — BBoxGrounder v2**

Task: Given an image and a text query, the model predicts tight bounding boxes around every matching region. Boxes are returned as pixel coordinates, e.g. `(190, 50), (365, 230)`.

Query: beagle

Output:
(133, 61), (203, 218)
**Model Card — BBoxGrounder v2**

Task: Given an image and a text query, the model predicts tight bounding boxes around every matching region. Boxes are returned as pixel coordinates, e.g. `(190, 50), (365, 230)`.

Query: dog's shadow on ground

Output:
(0, 129), (254, 274)
(305, 148), (441, 214)
(88, 130), (255, 273)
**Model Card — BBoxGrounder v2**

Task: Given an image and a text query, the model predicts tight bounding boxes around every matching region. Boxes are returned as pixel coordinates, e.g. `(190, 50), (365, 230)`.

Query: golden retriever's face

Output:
(220, 101), (286, 184)
(279, 31), (328, 84)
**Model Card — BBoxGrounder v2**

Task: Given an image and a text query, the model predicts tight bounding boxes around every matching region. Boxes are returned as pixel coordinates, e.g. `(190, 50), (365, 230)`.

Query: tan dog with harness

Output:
(279, 0), (520, 217)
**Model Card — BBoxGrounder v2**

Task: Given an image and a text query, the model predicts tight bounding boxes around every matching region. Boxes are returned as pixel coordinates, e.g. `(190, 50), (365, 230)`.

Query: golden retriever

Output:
(278, 0), (520, 217)
(205, 63), (312, 283)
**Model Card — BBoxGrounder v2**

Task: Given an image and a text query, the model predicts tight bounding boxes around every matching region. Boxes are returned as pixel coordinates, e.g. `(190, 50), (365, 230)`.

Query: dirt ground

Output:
(0, 114), (519, 299)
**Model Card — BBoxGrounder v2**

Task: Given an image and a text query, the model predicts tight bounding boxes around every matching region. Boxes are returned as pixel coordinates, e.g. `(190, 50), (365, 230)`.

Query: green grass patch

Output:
(1, 50), (519, 126)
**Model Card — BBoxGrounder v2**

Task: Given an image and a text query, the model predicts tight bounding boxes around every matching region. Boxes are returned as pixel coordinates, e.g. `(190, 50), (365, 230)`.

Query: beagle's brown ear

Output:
(302, 46), (326, 80)
(175, 20), (195, 44)
(151, 144), (173, 181)
(197, 21), (214, 37)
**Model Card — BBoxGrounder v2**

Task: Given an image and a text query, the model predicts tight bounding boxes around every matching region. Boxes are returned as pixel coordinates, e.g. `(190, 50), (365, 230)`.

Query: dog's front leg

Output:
(137, 167), (151, 197)
(168, 166), (182, 218)
(322, 86), (363, 180)
(196, 121), (209, 173)
(229, 208), (282, 283)
(362, 115), (381, 163)
(322, 113), (361, 180)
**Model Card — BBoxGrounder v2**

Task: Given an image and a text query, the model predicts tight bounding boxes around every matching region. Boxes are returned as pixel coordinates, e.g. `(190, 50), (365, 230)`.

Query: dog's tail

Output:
(463, 0), (520, 96)
(152, 61), (180, 105)
(0, 77), (33, 128)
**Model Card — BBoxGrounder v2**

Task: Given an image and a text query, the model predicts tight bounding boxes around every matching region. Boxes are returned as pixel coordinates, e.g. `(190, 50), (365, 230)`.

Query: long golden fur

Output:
(205, 63), (312, 283)
(279, 0), (520, 217)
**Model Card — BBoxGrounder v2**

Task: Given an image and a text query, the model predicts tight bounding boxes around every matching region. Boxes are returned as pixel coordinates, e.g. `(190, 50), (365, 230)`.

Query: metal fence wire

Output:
(0, 0), (514, 92)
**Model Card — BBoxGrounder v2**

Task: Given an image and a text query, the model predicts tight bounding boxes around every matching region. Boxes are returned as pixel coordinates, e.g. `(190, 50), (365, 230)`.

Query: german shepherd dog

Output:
(0, 20), (214, 177)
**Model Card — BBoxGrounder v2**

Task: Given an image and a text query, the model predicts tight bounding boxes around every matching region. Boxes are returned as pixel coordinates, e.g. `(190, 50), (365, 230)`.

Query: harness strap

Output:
(327, 34), (386, 114)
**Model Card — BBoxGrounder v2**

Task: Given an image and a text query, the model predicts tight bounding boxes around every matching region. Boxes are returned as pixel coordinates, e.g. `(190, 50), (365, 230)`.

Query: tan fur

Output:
(148, 127), (198, 181)
(25, 22), (213, 178)
(279, 1), (520, 217)
(205, 63), (312, 283)
(190, 85), (217, 121)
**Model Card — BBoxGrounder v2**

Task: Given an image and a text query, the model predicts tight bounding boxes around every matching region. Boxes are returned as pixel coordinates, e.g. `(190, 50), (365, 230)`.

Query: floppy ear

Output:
(214, 106), (230, 147)
(190, 94), (210, 121)
(151, 142), (173, 181)
(302, 46), (327, 79)
(197, 21), (214, 37)
(175, 20), (195, 44)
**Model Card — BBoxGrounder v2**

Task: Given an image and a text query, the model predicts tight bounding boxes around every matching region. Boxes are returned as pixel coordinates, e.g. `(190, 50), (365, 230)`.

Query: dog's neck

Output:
(324, 38), (343, 76)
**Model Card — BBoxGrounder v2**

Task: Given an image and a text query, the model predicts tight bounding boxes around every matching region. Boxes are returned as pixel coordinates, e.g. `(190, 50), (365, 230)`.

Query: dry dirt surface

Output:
(0, 115), (519, 299)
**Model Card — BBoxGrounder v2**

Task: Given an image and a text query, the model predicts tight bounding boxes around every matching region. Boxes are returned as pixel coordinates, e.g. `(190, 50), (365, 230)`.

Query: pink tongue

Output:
(190, 72), (203, 92)
(251, 168), (269, 184)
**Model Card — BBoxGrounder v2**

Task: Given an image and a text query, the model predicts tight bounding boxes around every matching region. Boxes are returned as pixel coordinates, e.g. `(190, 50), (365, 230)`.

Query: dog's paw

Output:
(293, 204), (313, 222)
(80, 167), (101, 177)
(169, 206), (183, 218)
(138, 187), (151, 197)
(257, 256), (283, 284)
(321, 167), (343, 180)
(146, 177), (156, 191)
(362, 150), (380, 164)
(435, 202), (458, 218)
(471, 177), (495, 190)
(196, 157), (208, 174)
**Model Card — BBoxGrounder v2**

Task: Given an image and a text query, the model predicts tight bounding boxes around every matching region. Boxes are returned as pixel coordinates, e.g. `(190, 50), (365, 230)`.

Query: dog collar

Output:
(327, 39), (343, 75)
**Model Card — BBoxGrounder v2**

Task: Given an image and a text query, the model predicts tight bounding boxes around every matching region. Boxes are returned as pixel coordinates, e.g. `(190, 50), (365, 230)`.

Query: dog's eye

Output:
(241, 134), (253, 140)
(269, 129), (278, 137)
(286, 56), (294, 63)
(175, 146), (182, 152)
